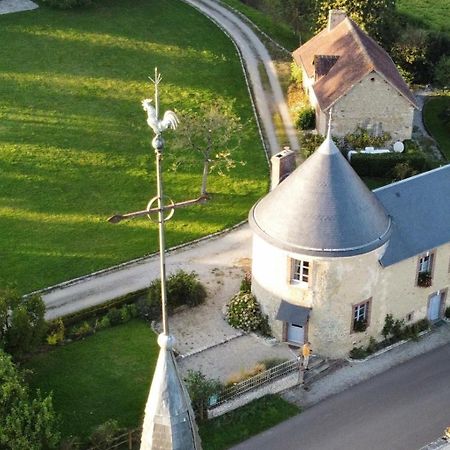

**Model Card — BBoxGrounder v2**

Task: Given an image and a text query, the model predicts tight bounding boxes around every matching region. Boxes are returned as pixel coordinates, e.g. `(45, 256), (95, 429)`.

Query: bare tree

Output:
(171, 102), (244, 197)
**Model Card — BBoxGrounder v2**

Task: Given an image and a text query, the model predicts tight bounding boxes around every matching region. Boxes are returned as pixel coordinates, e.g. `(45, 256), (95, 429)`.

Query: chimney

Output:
(328, 10), (347, 31)
(270, 148), (296, 190)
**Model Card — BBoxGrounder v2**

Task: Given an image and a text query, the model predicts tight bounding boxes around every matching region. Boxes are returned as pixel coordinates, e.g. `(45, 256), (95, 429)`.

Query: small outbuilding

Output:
(292, 10), (419, 142)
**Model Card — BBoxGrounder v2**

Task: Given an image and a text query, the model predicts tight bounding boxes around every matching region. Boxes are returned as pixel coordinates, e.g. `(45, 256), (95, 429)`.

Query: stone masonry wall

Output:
(251, 231), (450, 359)
(329, 72), (415, 142)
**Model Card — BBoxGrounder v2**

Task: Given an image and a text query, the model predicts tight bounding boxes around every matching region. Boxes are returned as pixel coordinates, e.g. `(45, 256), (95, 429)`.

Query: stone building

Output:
(292, 10), (418, 142)
(249, 133), (450, 358)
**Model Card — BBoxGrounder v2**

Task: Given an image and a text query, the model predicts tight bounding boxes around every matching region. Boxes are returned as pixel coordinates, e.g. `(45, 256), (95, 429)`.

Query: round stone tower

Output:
(248, 132), (392, 357)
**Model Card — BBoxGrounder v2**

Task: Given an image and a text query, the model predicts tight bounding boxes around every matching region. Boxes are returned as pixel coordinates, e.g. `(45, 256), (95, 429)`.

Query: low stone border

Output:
(177, 332), (244, 359)
(347, 329), (431, 363)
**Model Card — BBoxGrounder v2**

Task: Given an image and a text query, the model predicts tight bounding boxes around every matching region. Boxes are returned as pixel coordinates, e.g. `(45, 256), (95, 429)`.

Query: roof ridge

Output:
(345, 18), (375, 70)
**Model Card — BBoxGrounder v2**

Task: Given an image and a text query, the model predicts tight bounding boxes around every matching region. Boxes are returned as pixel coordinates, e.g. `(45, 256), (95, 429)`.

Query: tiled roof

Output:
(375, 165), (450, 267)
(292, 17), (418, 110)
(249, 133), (391, 257)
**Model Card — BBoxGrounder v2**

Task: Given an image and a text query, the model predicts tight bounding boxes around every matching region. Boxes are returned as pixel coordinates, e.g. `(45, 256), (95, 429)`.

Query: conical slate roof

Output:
(249, 134), (391, 257)
(140, 334), (201, 450)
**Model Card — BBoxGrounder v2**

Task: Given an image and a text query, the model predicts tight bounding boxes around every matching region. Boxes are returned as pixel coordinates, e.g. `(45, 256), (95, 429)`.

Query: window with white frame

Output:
(352, 300), (370, 332)
(417, 251), (434, 287)
(291, 259), (310, 284)
(419, 254), (432, 273)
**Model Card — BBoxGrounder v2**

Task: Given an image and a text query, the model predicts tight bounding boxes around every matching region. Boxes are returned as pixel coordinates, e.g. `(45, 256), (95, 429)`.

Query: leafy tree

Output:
(0, 289), (47, 358)
(171, 103), (244, 197)
(434, 56), (450, 88)
(315, 0), (396, 43)
(0, 350), (60, 449)
(391, 27), (429, 84)
(184, 370), (222, 421)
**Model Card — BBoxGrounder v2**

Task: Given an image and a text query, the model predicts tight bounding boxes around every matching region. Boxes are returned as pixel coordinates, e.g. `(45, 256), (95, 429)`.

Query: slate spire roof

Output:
(292, 15), (418, 111)
(140, 334), (201, 450)
(249, 131), (392, 257)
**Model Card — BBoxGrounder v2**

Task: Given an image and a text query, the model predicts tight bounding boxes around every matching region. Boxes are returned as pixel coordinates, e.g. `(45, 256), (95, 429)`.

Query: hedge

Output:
(350, 152), (437, 178)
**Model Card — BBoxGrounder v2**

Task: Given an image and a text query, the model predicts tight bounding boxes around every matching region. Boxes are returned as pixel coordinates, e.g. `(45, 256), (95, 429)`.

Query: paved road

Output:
(233, 343), (450, 450)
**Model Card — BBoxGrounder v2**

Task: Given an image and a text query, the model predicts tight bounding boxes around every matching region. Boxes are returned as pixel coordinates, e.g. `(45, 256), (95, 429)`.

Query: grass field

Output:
(25, 320), (158, 441)
(397, 0), (450, 33)
(423, 95), (450, 160)
(200, 395), (300, 450)
(0, 0), (267, 294)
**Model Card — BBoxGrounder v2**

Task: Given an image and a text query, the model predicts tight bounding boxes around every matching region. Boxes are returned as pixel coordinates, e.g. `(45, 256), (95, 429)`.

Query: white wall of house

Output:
(328, 72), (415, 142)
(251, 234), (450, 359)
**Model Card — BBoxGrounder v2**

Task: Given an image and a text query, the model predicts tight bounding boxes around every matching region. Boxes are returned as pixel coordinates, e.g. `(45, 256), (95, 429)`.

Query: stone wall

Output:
(329, 72), (415, 142)
(251, 231), (450, 359)
(207, 370), (300, 418)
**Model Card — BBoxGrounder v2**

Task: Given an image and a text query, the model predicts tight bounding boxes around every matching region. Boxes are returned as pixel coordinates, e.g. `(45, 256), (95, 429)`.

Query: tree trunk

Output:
(201, 159), (209, 196)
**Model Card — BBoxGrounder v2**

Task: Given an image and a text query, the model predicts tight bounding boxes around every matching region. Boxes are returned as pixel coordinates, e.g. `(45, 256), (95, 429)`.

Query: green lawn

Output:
(397, 0), (450, 33)
(423, 95), (450, 160)
(25, 320), (158, 441)
(220, 0), (301, 50)
(0, 0), (267, 294)
(200, 395), (300, 450)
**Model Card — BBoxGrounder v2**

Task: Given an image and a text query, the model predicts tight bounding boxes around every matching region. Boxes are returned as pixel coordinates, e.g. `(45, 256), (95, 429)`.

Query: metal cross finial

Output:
(108, 70), (207, 336)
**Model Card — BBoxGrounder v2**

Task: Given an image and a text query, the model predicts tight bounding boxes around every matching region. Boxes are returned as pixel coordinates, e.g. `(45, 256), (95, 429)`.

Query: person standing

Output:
(302, 342), (312, 370)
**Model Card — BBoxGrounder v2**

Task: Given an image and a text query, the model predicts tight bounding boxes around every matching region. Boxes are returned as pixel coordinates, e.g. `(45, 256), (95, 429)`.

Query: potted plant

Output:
(417, 271), (432, 287)
(353, 319), (367, 332)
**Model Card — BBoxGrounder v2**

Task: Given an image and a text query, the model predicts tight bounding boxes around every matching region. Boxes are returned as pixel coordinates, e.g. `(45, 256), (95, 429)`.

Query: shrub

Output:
(349, 346), (368, 359)
(240, 273), (252, 294)
(260, 358), (288, 370)
(119, 306), (131, 323)
(382, 314), (394, 340)
(353, 319), (367, 333)
(434, 56), (450, 88)
(350, 152), (436, 179)
(416, 318), (430, 332)
(96, 315), (111, 330)
(0, 291), (47, 358)
(343, 127), (391, 150)
(296, 107), (315, 130)
(184, 370), (222, 422)
(290, 62), (303, 86)
(41, 0), (93, 9)
(141, 270), (207, 319)
(107, 308), (123, 326)
(70, 321), (92, 339)
(299, 132), (324, 158)
(366, 336), (378, 354)
(89, 419), (121, 450)
(226, 292), (271, 336)
(46, 318), (65, 346)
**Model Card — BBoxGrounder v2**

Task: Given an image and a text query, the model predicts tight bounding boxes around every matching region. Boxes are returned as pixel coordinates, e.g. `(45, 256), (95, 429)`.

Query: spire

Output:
(318, 108), (339, 155)
(140, 334), (201, 450)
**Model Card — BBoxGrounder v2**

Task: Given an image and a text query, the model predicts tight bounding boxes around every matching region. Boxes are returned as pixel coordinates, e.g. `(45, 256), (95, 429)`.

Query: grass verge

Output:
(219, 0), (300, 50)
(200, 394), (300, 450)
(423, 94), (450, 161)
(24, 319), (158, 442)
(0, 0), (267, 293)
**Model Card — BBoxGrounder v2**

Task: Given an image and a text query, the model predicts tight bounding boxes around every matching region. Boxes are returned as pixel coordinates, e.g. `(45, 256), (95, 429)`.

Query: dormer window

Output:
(417, 251), (434, 287)
(291, 259), (310, 285)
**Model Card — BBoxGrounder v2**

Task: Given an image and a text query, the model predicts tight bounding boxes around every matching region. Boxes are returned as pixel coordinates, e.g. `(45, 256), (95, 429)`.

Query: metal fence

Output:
(210, 358), (300, 408)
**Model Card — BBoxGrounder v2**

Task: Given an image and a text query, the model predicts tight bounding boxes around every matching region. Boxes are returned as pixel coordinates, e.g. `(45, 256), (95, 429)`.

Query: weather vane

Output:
(109, 68), (203, 449)
(108, 67), (207, 335)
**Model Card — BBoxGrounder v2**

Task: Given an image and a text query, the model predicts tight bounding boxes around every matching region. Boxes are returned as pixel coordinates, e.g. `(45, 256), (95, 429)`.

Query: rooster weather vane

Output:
(108, 67), (207, 335)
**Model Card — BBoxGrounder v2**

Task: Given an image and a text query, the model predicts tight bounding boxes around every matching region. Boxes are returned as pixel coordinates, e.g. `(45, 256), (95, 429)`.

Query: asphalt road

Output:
(233, 343), (450, 450)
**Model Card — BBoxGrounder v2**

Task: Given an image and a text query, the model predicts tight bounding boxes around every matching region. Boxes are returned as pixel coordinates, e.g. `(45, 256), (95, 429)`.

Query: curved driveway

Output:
(183, 0), (299, 156)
